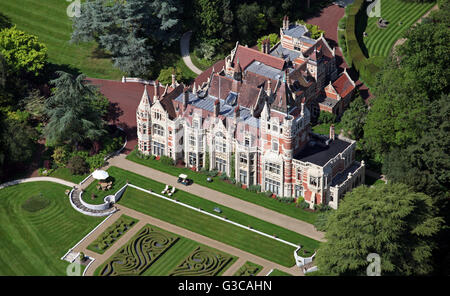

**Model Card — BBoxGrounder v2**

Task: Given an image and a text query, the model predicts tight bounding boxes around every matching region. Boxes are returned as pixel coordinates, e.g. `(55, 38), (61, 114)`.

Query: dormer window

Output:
(310, 176), (320, 187)
(193, 119), (199, 129)
(244, 137), (250, 147)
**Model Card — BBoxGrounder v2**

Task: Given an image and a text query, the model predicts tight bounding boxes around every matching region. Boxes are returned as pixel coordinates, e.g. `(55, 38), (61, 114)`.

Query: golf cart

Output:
(177, 174), (192, 186)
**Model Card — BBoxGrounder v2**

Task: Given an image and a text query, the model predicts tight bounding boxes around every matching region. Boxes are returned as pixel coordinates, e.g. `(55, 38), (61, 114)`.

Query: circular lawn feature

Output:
(21, 194), (50, 213)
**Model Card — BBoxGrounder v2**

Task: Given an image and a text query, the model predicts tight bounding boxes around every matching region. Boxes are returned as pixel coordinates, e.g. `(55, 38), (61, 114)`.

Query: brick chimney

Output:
(329, 124), (335, 140)
(214, 99), (220, 117)
(234, 105), (240, 120)
(183, 91), (189, 110)
(171, 71), (176, 88)
(154, 80), (159, 101)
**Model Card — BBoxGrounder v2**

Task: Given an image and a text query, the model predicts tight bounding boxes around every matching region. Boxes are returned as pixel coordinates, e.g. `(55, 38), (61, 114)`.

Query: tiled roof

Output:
(283, 25), (308, 39)
(294, 134), (351, 166)
(332, 71), (355, 98)
(233, 45), (285, 71)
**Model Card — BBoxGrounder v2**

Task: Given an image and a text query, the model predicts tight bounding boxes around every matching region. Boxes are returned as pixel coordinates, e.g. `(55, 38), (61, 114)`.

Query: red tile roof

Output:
(332, 72), (355, 98)
(233, 45), (286, 71)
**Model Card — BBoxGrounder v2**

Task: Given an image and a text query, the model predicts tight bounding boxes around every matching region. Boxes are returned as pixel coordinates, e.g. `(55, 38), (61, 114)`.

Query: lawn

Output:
(120, 186), (299, 267)
(90, 166), (320, 254)
(312, 122), (343, 136)
(363, 0), (436, 58)
(49, 167), (89, 184)
(0, 0), (123, 79)
(0, 182), (104, 275)
(126, 150), (318, 224)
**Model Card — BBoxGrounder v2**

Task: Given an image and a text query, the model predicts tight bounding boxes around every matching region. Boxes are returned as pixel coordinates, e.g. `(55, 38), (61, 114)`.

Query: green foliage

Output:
(84, 153), (106, 171)
(44, 71), (107, 147)
(317, 111), (336, 124)
(71, 0), (182, 76)
(314, 211), (331, 232)
(157, 66), (182, 85)
(296, 20), (324, 39)
(21, 194), (50, 213)
(340, 96), (368, 140)
(67, 155), (89, 175)
(0, 26), (47, 77)
(315, 184), (444, 275)
(257, 33), (280, 51)
(236, 3), (267, 45)
(248, 185), (261, 192)
(52, 146), (69, 168)
(160, 155), (174, 166)
(194, 0), (223, 38)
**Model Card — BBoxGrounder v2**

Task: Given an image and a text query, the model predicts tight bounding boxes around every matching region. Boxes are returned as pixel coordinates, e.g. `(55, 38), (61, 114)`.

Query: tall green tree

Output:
(236, 2), (267, 45)
(71, 0), (182, 76)
(315, 183), (444, 275)
(340, 96), (368, 140)
(43, 71), (106, 148)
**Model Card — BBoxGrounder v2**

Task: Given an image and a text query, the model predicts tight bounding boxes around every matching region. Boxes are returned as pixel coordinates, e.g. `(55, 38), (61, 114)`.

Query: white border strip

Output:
(266, 269), (274, 276)
(83, 256), (95, 276)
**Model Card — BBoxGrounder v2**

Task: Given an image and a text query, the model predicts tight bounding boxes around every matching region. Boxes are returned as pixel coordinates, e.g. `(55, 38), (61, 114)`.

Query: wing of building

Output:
(134, 17), (364, 209)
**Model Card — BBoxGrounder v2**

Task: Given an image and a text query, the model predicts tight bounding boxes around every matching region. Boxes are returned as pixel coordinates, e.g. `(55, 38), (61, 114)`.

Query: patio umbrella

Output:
(92, 169), (109, 180)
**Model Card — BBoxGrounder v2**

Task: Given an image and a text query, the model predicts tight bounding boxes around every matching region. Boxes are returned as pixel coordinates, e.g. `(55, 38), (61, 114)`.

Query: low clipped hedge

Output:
(344, 0), (381, 88)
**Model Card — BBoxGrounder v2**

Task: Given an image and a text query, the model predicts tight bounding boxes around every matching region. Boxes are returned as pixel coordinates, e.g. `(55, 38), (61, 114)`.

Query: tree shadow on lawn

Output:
(45, 62), (82, 79)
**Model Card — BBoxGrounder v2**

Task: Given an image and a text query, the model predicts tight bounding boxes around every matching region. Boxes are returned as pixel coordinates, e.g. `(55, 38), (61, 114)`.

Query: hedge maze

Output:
(168, 246), (233, 276)
(234, 261), (263, 276)
(88, 215), (138, 254)
(99, 225), (178, 276)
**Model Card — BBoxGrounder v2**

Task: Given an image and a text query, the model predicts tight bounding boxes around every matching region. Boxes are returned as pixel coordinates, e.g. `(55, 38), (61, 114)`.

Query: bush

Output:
(248, 185), (261, 192)
(67, 155), (89, 175)
(52, 146), (69, 167)
(235, 181), (241, 187)
(257, 33), (280, 51)
(84, 152), (107, 171)
(219, 173), (228, 181)
(206, 170), (218, 177)
(314, 204), (332, 212)
(299, 200), (310, 209)
(318, 111), (336, 124)
(160, 155), (174, 166)
(264, 191), (273, 198)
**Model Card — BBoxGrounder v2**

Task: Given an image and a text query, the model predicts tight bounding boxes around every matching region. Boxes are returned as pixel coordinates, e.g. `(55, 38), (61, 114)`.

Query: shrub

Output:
(296, 20), (325, 39)
(264, 191), (273, 198)
(299, 200), (310, 209)
(67, 155), (89, 175)
(219, 174), (228, 181)
(235, 181), (242, 187)
(206, 170), (218, 177)
(318, 111), (336, 124)
(160, 155), (174, 166)
(52, 146), (69, 167)
(257, 33), (280, 51)
(248, 185), (261, 192)
(85, 153), (106, 170)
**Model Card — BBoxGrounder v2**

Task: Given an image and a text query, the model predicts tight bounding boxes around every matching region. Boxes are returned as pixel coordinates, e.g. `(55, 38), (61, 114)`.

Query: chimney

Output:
(234, 105), (240, 120)
(266, 80), (272, 96)
(329, 124), (335, 140)
(301, 100), (305, 117)
(154, 80), (160, 101)
(214, 99), (220, 117)
(183, 91), (189, 109)
(171, 71), (176, 88)
(192, 82), (197, 96)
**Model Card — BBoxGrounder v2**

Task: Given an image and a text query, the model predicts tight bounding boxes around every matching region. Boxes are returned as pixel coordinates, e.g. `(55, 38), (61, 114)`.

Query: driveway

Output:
(180, 31), (202, 75)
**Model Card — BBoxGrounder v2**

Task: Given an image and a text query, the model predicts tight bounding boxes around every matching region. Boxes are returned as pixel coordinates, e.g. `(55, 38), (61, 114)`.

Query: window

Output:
(143, 144), (148, 152)
(142, 123), (147, 134)
(152, 141), (165, 156)
(153, 124), (164, 136)
(153, 111), (162, 120)
(295, 185), (303, 198)
(272, 140), (279, 152)
(189, 134), (196, 146)
(215, 139), (226, 153)
(265, 162), (280, 175)
(249, 153), (255, 166)
(265, 178), (280, 195)
(244, 137), (250, 147)
(189, 152), (197, 166)
(193, 120), (199, 129)
(215, 158), (227, 172)
(297, 169), (302, 181)
(267, 124), (271, 130)
(310, 176), (320, 187)
(239, 153), (247, 164)
(239, 170), (247, 184)
(272, 125), (278, 132)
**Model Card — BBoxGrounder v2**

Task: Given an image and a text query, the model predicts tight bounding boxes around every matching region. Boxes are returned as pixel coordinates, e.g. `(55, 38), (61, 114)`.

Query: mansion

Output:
(133, 18), (365, 209)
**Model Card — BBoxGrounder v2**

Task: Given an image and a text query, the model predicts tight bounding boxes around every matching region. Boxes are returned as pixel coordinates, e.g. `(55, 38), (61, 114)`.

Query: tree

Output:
(157, 66), (182, 85)
(257, 33), (280, 51)
(0, 26), (47, 77)
(67, 155), (89, 175)
(43, 71), (106, 148)
(71, 0), (182, 76)
(194, 0), (223, 39)
(315, 183), (444, 275)
(236, 3), (267, 45)
(340, 96), (368, 140)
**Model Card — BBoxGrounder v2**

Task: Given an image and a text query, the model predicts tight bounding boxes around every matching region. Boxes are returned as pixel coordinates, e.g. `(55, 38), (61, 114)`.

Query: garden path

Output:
(180, 31), (203, 75)
(0, 176), (76, 190)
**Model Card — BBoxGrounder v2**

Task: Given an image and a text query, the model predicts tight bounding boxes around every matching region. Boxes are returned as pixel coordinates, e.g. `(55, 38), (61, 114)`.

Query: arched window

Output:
(153, 124), (164, 136)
